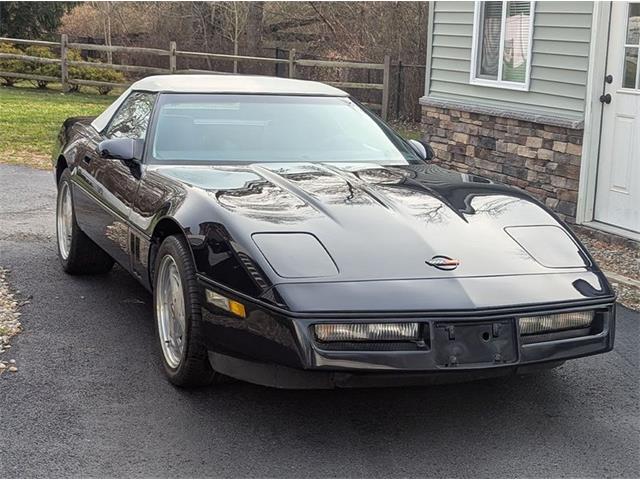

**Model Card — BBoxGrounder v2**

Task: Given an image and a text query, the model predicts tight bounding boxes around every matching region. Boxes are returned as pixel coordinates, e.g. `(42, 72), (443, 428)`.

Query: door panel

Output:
(73, 141), (138, 270)
(72, 91), (156, 272)
(595, 2), (640, 234)
(609, 116), (633, 193)
(72, 128), (110, 239)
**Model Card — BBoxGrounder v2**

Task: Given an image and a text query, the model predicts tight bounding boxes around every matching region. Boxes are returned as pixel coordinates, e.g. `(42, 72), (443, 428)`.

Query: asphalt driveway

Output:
(0, 164), (638, 478)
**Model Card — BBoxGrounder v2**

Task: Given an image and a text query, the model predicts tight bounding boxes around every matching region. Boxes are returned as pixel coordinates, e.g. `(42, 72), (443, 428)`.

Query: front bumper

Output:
(198, 279), (616, 389)
(207, 351), (568, 388)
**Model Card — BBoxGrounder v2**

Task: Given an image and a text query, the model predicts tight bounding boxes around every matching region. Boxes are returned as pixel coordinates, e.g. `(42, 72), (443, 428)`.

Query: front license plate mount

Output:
(433, 320), (517, 367)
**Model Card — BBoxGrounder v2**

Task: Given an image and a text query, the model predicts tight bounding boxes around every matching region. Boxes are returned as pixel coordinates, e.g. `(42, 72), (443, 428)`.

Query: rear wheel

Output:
(153, 235), (218, 387)
(56, 169), (114, 275)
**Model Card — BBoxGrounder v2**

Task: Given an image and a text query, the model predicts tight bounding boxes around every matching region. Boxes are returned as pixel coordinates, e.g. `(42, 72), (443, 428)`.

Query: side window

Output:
(105, 92), (155, 139)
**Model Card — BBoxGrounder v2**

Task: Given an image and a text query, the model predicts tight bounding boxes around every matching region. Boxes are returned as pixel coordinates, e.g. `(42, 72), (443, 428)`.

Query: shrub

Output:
(23, 45), (59, 89)
(0, 43), (126, 94)
(93, 67), (126, 95)
(66, 49), (83, 92)
(0, 43), (24, 86)
(71, 57), (125, 95)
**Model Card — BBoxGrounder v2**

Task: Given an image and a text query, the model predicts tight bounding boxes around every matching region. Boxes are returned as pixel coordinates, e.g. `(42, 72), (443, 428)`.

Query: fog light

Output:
(314, 323), (419, 342)
(205, 289), (246, 318)
(519, 311), (593, 335)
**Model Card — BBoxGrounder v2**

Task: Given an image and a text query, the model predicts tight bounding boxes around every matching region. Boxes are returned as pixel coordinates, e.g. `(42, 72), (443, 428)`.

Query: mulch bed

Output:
(573, 226), (640, 311)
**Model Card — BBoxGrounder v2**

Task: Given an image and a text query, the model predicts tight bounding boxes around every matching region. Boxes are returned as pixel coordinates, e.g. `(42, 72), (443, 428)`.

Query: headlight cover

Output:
(519, 310), (594, 335)
(505, 225), (587, 268)
(252, 232), (338, 278)
(314, 322), (419, 342)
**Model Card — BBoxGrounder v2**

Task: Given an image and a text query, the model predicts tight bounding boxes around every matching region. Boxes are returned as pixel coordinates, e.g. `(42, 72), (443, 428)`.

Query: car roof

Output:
(130, 74), (348, 96)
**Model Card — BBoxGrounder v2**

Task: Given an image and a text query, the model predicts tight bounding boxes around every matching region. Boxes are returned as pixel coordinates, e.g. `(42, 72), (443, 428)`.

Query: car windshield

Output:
(149, 94), (420, 164)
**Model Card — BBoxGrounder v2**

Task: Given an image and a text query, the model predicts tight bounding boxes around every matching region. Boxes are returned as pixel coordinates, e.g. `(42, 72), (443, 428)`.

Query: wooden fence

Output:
(0, 35), (393, 120)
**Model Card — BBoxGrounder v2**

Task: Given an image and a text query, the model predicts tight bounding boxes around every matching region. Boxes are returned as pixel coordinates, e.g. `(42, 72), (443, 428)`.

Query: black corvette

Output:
(52, 75), (615, 388)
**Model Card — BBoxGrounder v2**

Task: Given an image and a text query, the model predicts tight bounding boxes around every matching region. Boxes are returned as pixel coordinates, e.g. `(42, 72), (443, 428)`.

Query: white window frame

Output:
(622, 2), (640, 90)
(470, 0), (536, 91)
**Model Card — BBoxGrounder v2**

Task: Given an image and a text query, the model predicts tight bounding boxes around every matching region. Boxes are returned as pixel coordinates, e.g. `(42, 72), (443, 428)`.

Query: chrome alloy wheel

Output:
(156, 255), (186, 369)
(56, 182), (73, 260)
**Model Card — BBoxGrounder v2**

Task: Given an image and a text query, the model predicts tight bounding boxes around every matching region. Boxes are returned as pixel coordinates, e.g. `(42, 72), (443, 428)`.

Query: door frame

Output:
(578, 1), (640, 241)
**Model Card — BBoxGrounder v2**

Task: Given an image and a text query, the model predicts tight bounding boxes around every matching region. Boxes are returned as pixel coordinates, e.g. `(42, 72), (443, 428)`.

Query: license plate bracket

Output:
(433, 320), (517, 367)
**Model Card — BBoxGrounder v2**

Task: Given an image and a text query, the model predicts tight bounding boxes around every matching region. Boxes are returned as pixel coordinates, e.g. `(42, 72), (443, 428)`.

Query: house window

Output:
(471, 1), (535, 91)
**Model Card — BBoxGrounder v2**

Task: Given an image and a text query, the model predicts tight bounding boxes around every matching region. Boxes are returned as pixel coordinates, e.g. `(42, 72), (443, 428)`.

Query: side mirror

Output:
(408, 139), (435, 162)
(98, 138), (143, 163)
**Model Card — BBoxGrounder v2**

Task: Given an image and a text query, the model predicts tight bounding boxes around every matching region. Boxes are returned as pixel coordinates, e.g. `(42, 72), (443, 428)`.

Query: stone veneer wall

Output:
(421, 105), (584, 223)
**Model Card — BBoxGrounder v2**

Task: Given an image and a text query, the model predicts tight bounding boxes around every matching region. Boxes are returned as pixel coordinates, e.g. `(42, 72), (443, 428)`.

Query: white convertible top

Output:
(91, 74), (348, 132)
(131, 74), (347, 96)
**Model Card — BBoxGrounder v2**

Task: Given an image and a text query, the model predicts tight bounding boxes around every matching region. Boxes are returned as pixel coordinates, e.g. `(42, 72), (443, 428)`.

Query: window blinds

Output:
(476, 1), (531, 84)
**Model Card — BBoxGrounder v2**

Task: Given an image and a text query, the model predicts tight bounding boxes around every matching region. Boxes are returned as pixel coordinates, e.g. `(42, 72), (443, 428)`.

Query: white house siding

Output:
(426, 1), (593, 123)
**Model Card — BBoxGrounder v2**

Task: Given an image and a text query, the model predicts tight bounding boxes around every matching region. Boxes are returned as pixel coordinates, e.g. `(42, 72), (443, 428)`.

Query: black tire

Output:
(153, 235), (218, 387)
(56, 169), (114, 275)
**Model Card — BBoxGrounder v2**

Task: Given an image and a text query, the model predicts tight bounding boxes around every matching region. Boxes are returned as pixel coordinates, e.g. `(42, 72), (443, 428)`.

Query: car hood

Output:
(152, 162), (591, 283)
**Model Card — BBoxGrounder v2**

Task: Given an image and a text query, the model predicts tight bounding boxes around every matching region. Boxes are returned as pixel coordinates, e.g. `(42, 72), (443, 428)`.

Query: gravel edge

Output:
(0, 267), (23, 374)
(574, 230), (640, 311)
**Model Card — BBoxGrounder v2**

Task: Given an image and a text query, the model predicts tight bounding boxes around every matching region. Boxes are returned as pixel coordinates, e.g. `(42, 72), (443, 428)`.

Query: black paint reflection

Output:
(194, 221), (276, 298)
(572, 278), (608, 298)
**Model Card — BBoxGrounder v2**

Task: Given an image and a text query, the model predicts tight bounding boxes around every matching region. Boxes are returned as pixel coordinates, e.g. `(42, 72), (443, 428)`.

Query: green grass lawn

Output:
(0, 85), (116, 169)
(389, 120), (422, 141)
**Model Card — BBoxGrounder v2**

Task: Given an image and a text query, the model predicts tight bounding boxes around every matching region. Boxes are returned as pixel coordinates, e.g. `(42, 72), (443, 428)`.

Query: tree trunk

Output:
(233, 41), (239, 73)
(245, 1), (264, 57)
(106, 11), (112, 64)
(233, 5), (239, 73)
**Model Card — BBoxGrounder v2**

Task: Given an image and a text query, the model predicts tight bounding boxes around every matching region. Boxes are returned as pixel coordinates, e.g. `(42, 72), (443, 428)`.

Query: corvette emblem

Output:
(426, 255), (460, 271)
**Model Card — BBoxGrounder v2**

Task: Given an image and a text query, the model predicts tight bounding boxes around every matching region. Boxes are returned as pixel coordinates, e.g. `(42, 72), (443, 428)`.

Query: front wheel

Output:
(56, 169), (114, 275)
(153, 235), (218, 387)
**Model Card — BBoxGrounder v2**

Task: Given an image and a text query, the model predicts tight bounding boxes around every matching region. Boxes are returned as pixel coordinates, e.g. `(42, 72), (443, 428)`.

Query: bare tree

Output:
(219, 2), (250, 73)
(245, 2), (264, 57)
(91, 1), (114, 63)
(59, 1), (429, 119)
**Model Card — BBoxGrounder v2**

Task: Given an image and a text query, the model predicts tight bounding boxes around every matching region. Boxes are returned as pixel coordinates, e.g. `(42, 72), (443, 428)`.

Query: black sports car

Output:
(53, 75), (615, 388)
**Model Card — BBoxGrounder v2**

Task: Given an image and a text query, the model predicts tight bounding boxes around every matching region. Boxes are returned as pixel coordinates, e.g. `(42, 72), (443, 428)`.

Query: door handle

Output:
(599, 93), (612, 104)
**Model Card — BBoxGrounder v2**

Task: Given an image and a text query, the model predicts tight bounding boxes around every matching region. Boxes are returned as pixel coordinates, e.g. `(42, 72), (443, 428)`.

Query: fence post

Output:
(395, 60), (402, 120)
(60, 33), (68, 92)
(169, 41), (177, 73)
(288, 48), (296, 78)
(381, 54), (391, 121)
